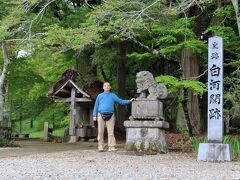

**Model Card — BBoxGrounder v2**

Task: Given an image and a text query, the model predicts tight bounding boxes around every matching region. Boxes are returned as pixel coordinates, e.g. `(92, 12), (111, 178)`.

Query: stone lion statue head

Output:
(136, 71), (156, 93)
(136, 71), (168, 100)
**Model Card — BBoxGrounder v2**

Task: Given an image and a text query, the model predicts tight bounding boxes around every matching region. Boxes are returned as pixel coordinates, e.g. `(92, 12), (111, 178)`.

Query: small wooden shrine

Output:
(48, 69), (102, 142)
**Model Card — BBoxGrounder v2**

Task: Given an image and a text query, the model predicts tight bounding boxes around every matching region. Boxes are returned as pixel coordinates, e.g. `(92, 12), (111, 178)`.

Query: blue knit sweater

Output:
(93, 92), (130, 117)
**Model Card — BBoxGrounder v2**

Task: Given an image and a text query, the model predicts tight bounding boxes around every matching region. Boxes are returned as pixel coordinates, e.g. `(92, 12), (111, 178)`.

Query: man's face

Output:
(103, 82), (111, 92)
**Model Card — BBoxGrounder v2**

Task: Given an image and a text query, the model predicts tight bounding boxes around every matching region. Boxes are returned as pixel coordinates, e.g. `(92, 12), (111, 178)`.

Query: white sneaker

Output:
(108, 147), (117, 152)
(98, 147), (104, 152)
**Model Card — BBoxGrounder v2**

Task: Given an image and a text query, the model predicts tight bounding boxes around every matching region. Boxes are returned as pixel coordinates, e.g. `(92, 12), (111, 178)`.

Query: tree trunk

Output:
(182, 88), (193, 136)
(0, 42), (10, 127)
(116, 41), (127, 131)
(182, 48), (202, 134)
(231, 0), (240, 36)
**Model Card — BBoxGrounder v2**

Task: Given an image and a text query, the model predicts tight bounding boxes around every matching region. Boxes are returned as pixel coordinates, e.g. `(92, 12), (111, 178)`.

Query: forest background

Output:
(0, 0), (240, 138)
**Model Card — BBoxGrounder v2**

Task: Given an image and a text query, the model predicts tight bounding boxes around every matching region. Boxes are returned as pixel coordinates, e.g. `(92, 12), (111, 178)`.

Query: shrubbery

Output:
(0, 136), (19, 147)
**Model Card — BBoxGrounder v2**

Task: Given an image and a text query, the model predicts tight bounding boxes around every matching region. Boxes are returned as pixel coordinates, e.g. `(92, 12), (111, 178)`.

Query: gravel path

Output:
(0, 148), (239, 180)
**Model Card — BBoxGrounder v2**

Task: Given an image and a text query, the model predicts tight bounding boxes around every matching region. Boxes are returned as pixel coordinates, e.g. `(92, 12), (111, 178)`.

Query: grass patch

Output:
(191, 136), (207, 152)
(29, 131), (44, 138)
(192, 135), (240, 160)
(13, 119), (65, 138)
(223, 136), (240, 159)
(29, 128), (64, 138)
(53, 128), (65, 137)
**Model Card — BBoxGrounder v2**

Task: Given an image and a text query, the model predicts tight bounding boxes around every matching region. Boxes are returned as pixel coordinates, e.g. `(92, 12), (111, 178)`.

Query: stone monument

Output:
(43, 122), (53, 142)
(124, 71), (169, 154)
(197, 36), (231, 162)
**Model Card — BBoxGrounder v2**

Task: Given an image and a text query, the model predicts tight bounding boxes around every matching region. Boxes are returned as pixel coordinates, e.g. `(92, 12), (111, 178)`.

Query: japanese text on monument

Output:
(208, 37), (223, 142)
(208, 38), (223, 120)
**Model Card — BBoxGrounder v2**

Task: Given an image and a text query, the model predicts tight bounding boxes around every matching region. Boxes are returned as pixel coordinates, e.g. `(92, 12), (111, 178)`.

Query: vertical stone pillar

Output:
(197, 36), (231, 162)
(43, 122), (49, 142)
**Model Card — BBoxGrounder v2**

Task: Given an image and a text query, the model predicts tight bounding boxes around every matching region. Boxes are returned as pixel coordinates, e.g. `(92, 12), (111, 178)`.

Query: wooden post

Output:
(52, 113), (55, 128)
(90, 109), (94, 126)
(8, 117), (12, 129)
(19, 113), (22, 134)
(69, 87), (76, 136)
(43, 122), (49, 141)
(19, 97), (23, 134)
(30, 118), (33, 128)
(8, 100), (12, 130)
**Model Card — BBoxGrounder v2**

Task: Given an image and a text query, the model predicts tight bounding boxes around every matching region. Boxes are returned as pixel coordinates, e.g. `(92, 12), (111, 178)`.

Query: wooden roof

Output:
(48, 69), (103, 99)
(53, 79), (90, 98)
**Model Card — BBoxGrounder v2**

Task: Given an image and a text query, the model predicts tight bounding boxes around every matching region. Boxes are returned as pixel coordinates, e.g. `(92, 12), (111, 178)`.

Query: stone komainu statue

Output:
(136, 71), (168, 100)
(124, 71), (169, 154)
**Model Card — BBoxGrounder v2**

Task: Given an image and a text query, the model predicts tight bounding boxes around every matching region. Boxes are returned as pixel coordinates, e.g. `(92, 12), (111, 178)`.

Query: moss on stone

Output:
(140, 142), (145, 150)
(149, 143), (157, 152)
(126, 141), (168, 154)
(126, 143), (137, 151)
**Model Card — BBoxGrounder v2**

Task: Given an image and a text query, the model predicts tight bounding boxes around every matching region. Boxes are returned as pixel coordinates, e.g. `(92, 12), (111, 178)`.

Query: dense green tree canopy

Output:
(0, 0), (239, 134)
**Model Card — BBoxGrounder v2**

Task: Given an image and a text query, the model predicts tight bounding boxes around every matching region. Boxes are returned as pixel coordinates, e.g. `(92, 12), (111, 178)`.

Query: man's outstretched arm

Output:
(114, 94), (135, 105)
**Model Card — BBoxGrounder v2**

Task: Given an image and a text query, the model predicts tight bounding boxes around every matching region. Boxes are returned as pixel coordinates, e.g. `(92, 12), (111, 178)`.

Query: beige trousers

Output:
(97, 113), (116, 149)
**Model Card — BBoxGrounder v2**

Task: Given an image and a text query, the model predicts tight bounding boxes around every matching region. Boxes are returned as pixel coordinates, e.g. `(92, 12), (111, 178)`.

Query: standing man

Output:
(93, 82), (135, 152)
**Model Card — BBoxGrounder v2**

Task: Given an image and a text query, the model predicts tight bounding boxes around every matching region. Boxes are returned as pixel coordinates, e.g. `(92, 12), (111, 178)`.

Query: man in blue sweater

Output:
(93, 82), (135, 152)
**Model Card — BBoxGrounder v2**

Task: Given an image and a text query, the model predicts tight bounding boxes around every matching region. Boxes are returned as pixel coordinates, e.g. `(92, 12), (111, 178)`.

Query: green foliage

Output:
(44, 24), (101, 51)
(13, 117), (65, 138)
(12, 101), (69, 134)
(52, 128), (65, 137)
(0, 136), (19, 147)
(163, 38), (207, 56)
(157, 35), (177, 44)
(29, 131), (44, 138)
(177, 126), (188, 134)
(60, 115), (70, 128)
(180, 80), (207, 96)
(91, 46), (119, 86)
(127, 52), (156, 73)
(155, 75), (207, 96)
(155, 75), (179, 93)
(223, 136), (240, 159)
(150, 17), (208, 59)
(191, 136), (208, 152)
(224, 68), (240, 118)
(204, 26), (238, 45)
(0, 0), (240, 137)
(192, 135), (240, 159)
(213, 5), (235, 20)
(28, 128), (64, 138)
(61, 7), (89, 28)
(127, 52), (154, 61)
(34, 103), (69, 131)
(228, 60), (240, 67)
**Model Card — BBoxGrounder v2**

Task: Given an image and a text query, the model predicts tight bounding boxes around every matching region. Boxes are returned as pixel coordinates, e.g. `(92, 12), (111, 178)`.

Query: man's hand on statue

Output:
(130, 98), (136, 102)
(93, 117), (97, 121)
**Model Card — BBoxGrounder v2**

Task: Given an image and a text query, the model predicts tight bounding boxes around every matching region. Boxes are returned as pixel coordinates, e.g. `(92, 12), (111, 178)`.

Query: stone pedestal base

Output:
(131, 100), (164, 120)
(68, 136), (78, 143)
(76, 127), (97, 138)
(197, 143), (231, 162)
(124, 121), (169, 154)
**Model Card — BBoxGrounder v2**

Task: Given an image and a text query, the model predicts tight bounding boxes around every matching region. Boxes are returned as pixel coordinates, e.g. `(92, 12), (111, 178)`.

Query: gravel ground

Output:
(0, 149), (239, 180)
